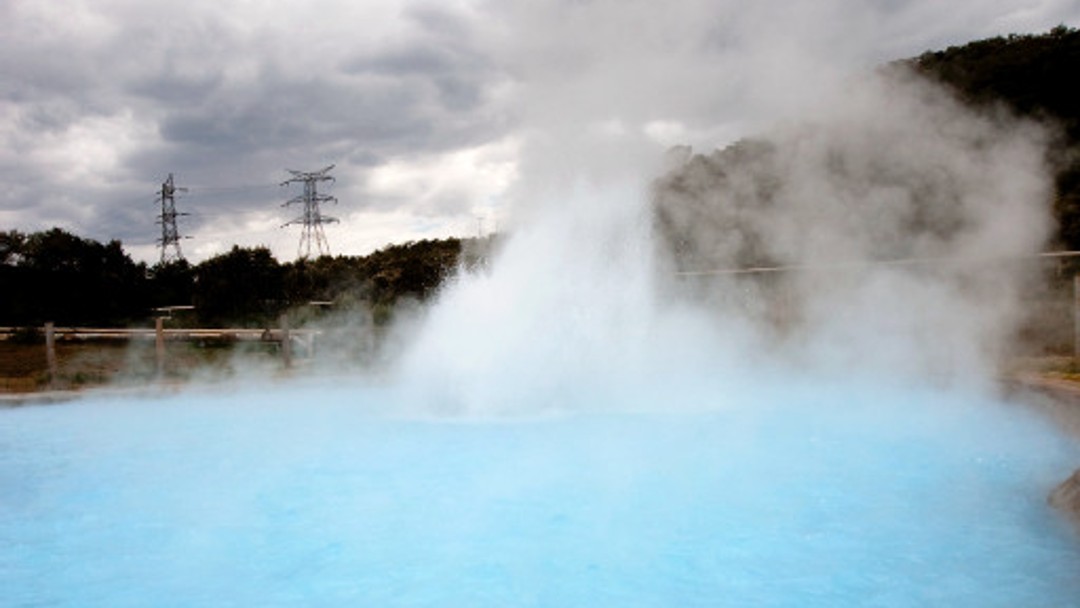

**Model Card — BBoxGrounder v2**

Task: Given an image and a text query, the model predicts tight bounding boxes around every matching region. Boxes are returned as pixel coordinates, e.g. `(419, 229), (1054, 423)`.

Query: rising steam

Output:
(396, 63), (1055, 414)
(653, 67), (1053, 387)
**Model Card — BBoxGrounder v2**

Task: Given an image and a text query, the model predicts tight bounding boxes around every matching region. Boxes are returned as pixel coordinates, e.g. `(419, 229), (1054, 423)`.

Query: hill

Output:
(906, 25), (1080, 249)
(654, 26), (1080, 271)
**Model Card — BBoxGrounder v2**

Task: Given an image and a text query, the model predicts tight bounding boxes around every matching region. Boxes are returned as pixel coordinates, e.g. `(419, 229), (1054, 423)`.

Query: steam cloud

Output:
(396, 59), (1055, 414)
(653, 68), (1053, 387)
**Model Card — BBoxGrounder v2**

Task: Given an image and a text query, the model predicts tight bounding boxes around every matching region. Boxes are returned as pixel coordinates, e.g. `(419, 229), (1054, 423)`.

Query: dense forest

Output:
(0, 228), (493, 327)
(4, 27), (1080, 328)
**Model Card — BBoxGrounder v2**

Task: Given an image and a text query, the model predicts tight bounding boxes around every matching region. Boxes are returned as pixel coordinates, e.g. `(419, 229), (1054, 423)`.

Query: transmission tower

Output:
(155, 173), (189, 264)
(281, 165), (339, 259)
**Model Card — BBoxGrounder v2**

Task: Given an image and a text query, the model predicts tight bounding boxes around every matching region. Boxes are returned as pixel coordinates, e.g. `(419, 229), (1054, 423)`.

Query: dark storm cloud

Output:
(356, 47), (455, 75)
(345, 44), (494, 112)
(128, 70), (225, 106)
(134, 4), (508, 194)
(158, 75), (427, 151)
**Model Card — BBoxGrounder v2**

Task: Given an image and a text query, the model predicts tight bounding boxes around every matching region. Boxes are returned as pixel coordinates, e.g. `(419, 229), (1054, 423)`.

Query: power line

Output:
(182, 183), (280, 195)
(280, 165), (339, 260)
(155, 173), (189, 264)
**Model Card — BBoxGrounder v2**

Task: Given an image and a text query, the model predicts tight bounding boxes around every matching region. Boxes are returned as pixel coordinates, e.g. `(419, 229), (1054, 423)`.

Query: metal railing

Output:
(675, 251), (1080, 276)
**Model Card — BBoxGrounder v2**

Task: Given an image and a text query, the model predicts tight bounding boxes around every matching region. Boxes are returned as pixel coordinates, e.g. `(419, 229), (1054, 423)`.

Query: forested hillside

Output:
(654, 26), (1080, 271)
(908, 25), (1080, 141)
(907, 25), (1080, 249)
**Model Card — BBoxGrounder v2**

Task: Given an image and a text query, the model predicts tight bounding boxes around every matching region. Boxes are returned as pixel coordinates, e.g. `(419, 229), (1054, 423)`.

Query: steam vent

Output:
(1050, 469), (1080, 521)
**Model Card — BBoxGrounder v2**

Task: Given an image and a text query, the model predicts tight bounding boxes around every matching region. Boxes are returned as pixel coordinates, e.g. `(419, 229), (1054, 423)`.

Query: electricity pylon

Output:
(156, 173), (188, 264)
(281, 165), (339, 259)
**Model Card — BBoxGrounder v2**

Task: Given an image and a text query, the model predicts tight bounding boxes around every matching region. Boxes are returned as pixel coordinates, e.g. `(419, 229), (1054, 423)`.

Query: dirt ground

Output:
(0, 340), (286, 394)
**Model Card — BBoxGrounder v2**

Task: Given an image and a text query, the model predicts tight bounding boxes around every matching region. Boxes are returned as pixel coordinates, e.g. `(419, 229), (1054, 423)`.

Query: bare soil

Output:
(0, 340), (285, 394)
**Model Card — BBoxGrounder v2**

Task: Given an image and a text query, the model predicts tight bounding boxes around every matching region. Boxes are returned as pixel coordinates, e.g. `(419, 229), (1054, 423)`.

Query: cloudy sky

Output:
(1, 0), (1078, 264)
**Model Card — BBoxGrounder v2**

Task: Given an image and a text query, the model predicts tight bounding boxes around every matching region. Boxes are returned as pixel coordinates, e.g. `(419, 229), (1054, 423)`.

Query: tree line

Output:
(0, 228), (492, 328)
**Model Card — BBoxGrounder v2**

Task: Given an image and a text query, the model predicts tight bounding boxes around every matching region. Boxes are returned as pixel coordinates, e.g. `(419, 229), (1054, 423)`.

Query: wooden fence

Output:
(0, 315), (319, 379)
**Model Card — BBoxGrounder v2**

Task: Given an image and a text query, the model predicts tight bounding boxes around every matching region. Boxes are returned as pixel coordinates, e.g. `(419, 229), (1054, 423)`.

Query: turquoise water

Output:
(2, 384), (1079, 606)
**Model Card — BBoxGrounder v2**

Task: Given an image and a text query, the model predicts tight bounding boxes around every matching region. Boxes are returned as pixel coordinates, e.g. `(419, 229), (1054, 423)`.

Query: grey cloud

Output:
(352, 47), (456, 76)
(0, 43), (99, 102)
(342, 37), (500, 111)
(404, 4), (477, 41)
(129, 70), (225, 105)
(152, 71), (495, 162)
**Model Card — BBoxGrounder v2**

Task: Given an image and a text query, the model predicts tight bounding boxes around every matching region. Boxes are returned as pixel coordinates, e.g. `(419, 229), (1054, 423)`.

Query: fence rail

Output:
(674, 250), (1080, 277)
(1, 316), (317, 382)
(0, 327), (319, 341)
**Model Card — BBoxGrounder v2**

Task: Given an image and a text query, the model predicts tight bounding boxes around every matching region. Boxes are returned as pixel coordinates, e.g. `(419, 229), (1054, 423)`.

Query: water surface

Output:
(2, 383), (1078, 606)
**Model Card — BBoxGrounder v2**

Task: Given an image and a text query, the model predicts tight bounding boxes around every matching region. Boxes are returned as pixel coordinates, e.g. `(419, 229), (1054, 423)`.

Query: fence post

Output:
(1074, 275), (1080, 359)
(155, 317), (165, 377)
(1073, 273), (1080, 359)
(280, 314), (292, 369)
(44, 322), (58, 384)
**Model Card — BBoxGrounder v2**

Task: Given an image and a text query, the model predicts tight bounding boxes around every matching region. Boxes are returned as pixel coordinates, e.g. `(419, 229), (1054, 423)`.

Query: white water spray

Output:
(396, 65), (1053, 416)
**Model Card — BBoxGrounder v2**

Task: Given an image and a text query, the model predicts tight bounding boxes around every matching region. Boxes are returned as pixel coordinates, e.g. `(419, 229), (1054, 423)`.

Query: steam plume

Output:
(654, 68), (1053, 386)
(397, 68), (1054, 413)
